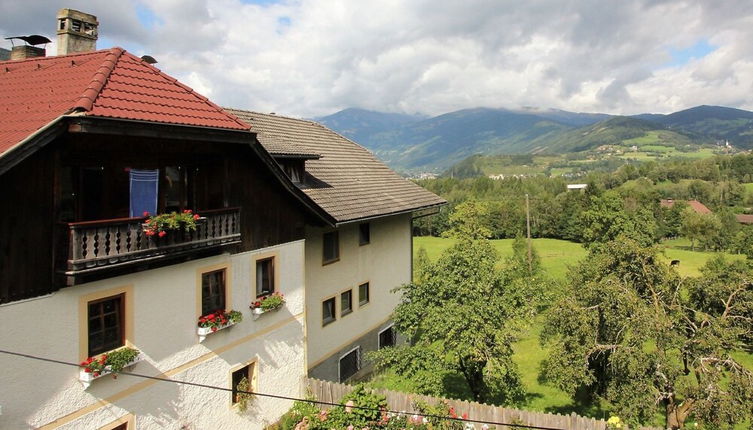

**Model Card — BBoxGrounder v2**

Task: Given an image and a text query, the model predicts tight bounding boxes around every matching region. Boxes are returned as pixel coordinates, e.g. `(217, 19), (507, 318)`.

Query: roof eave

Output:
(0, 116), (67, 176)
(334, 201), (447, 226)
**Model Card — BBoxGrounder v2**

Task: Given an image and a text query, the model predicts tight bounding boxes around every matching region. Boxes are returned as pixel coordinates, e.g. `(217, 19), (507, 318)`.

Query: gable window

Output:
(256, 257), (275, 297)
(202, 269), (226, 316)
(358, 282), (370, 306)
(231, 362), (256, 405)
(359, 223), (370, 245)
(341, 290), (353, 317)
(323, 231), (339, 264)
(379, 325), (396, 349)
(87, 294), (125, 356)
(339, 347), (360, 382)
(322, 297), (336, 325)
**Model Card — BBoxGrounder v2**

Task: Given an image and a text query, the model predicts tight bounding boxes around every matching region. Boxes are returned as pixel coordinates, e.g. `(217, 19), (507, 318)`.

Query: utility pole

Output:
(526, 193), (532, 272)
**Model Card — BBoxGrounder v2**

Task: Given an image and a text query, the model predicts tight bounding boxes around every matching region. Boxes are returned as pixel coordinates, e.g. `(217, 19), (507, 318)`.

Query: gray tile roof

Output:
(255, 133), (321, 159)
(226, 109), (447, 224)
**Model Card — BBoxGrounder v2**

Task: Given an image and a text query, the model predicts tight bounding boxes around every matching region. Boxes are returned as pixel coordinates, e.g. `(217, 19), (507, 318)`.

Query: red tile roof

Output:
(660, 199), (712, 214)
(0, 47), (249, 156)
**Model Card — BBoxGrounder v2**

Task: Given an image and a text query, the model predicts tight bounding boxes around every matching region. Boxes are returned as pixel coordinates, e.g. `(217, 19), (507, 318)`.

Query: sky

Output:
(2, 0), (753, 118)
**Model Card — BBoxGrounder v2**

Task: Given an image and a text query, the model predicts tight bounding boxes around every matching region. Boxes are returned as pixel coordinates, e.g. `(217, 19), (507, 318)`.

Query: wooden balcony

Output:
(59, 208), (241, 284)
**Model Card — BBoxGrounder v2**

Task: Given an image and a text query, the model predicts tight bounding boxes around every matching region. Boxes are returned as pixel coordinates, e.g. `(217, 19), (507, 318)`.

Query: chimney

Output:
(3, 35), (51, 60)
(10, 45), (45, 60)
(56, 9), (98, 55)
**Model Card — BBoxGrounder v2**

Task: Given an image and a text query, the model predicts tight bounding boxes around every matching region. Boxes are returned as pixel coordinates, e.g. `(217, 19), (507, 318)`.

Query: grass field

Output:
(413, 236), (740, 279)
(405, 236), (751, 424)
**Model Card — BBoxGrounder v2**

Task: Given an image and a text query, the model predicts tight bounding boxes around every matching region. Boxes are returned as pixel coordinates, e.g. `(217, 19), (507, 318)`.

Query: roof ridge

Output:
(73, 47), (125, 112)
(224, 108), (314, 124)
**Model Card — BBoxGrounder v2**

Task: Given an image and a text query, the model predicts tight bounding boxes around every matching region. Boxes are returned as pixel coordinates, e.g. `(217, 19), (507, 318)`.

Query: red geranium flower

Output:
(158, 231), (167, 237)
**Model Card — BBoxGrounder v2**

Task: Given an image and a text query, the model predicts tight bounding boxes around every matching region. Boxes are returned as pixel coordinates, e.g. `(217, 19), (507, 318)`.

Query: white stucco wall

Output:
(0, 240), (306, 429)
(304, 214), (412, 372)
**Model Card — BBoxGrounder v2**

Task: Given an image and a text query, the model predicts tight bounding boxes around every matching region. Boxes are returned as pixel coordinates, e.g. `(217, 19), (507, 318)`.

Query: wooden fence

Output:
(303, 378), (664, 430)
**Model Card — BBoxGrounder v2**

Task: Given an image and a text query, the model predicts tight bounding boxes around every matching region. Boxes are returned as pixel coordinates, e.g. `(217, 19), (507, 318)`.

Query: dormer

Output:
(256, 134), (320, 185)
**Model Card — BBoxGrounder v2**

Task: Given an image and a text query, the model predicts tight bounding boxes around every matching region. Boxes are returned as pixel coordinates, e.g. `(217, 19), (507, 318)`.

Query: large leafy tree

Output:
(372, 201), (539, 404)
(541, 239), (753, 429)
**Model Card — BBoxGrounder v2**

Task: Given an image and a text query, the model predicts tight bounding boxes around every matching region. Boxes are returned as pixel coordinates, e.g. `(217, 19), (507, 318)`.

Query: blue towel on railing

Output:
(130, 169), (159, 217)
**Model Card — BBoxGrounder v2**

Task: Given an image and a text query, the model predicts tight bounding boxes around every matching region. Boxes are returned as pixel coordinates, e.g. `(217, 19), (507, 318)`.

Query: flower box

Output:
(251, 303), (283, 320)
(79, 352), (144, 389)
(197, 320), (237, 342)
(197, 309), (243, 342)
(250, 292), (286, 320)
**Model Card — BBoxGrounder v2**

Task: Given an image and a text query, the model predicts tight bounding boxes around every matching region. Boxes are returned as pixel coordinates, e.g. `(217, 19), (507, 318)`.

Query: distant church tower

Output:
(57, 9), (98, 55)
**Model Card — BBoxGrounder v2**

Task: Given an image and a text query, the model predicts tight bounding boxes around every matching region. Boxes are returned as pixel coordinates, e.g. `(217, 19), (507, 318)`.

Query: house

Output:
(660, 199), (712, 215)
(566, 183), (587, 191)
(0, 8), (447, 428)
(736, 214), (753, 225)
(226, 109), (447, 382)
(0, 9), (336, 429)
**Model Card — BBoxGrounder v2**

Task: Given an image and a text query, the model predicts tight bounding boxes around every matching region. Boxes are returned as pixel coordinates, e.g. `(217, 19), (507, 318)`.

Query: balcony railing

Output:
(61, 208), (241, 278)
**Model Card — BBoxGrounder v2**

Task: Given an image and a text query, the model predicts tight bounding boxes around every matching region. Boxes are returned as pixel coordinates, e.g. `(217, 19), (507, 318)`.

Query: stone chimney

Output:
(4, 35), (50, 61)
(10, 45), (46, 60)
(56, 9), (98, 55)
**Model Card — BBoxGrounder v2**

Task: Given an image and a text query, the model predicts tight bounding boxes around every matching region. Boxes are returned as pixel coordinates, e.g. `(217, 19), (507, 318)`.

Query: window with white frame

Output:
(339, 347), (360, 382)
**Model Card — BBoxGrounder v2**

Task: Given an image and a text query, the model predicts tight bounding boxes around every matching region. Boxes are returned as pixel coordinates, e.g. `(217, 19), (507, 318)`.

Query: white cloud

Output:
(3, 0), (753, 117)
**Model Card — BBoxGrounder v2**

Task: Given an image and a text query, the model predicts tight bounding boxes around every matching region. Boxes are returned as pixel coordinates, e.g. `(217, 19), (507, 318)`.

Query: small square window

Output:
(358, 282), (370, 306)
(359, 223), (370, 245)
(201, 269), (226, 316)
(256, 257), (275, 297)
(322, 297), (336, 325)
(231, 362), (255, 405)
(88, 294), (124, 357)
(341, 290), (353, 317)
(323, 231), (339, 264)
(379, 326), (396, 349)
(339, 347), (360, 382)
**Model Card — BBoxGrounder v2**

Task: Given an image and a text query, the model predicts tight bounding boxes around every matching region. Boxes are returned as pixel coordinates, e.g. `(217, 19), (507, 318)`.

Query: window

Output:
(339, 347), (360, 382)
(379, 326), (396, 349)
(87, 294), (125, 357)
(359, 223), (370, 245)
(256, 257), (275, 297)
(341, 290), (353, 317)
(358, 282), (370, 306)
(322, 297), (336, 325)
(323, 231), (339, 264)
(231, 362), (256, 405)
(201, 269), (226, 316)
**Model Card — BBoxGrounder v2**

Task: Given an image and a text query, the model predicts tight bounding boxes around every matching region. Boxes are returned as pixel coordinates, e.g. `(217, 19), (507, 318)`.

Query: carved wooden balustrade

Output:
(61, 208), (241, 277)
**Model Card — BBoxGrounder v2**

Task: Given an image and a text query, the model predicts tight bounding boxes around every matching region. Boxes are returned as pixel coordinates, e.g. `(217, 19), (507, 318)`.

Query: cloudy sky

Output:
(2, 0), (753, 118)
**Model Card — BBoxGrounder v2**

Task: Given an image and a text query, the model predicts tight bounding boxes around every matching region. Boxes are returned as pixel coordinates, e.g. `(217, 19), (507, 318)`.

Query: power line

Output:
(0, 348), (565, 430)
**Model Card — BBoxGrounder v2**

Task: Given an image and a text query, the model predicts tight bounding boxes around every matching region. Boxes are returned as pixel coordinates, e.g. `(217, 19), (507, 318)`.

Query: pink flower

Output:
(193, 214), (200, 220)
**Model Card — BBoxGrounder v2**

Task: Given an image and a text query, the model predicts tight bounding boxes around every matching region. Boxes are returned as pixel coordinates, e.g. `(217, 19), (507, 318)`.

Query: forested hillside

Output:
(317, 105), (753, 172)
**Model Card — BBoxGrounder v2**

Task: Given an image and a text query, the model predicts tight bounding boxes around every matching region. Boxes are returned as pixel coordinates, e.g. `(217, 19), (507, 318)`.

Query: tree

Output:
(372, 206), (536, 404)
(541, 239), (753, 429)
(581, 192), (656, 247)
(680, 210), (720, 251)
(444, 199), (492, 240)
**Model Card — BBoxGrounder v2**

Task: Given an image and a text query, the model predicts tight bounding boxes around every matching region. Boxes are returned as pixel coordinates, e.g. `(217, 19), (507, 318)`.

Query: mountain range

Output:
(316, 105), (753, 172)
